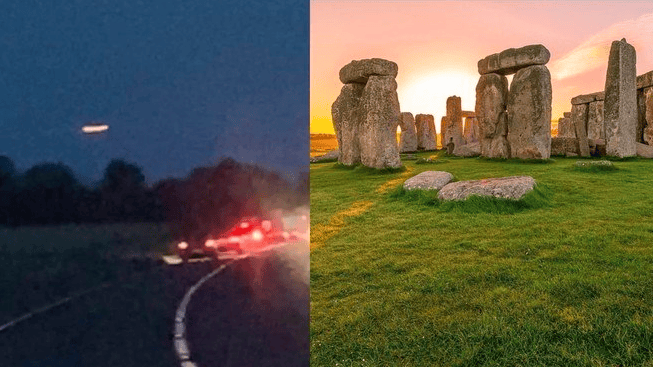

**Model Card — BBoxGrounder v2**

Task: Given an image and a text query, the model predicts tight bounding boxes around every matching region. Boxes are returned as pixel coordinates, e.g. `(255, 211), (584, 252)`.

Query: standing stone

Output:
(475, 73), (510, 158)
(445, 96), (465, 154)
(440, 117), (447, 149)
(332, 83), (365, 165)
(506, 65), (552, 159)
(637, 87), (647, 143)
(415, 114), (437, 150)
(557, 117), (573, 138)
(399, 112), (418, 152)
(643, 88), (653, 145)
(571, 103), (590, 157)
(604, 38), (637, 157)
(358, 75), (402, 168)
(463, 117), (478, 144)
(587, 101), (604, 140)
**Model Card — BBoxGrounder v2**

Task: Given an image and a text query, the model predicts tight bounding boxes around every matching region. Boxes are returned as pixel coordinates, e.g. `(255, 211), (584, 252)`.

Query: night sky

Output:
(0, 0), (308, 186)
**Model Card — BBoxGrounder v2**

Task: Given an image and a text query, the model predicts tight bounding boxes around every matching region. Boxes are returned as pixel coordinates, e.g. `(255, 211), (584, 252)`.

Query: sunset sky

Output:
(311, 1), (653, 134)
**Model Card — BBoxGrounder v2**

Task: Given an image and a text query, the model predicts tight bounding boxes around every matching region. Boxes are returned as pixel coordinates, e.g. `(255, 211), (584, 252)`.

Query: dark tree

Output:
(12, 162), (82, 225)
(158, 157), (301, 247)
(0, 155), (16, 187)
(0, 156), (17, 226)
(98, 159), (149, 222)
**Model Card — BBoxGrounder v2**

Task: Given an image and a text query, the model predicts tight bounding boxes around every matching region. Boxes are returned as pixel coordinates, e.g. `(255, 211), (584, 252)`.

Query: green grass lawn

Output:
(0, 222), (173, 325)
(310, 151), (653, 366)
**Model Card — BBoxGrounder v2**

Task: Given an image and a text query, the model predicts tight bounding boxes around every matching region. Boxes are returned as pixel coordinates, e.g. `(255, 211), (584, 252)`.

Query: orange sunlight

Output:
(398, 70), (478, 131)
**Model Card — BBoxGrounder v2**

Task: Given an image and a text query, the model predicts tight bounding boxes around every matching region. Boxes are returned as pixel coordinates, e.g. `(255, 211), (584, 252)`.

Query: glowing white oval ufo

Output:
(82, 122), (109, 134)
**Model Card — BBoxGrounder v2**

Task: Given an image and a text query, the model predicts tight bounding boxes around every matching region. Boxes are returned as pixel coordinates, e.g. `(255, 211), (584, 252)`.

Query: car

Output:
(175, 216), (295, 263)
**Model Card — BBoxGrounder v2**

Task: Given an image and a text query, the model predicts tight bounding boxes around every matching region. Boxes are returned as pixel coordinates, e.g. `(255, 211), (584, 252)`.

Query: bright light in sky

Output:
(399, 71), (478, 132)
(82, 124), (109, 134)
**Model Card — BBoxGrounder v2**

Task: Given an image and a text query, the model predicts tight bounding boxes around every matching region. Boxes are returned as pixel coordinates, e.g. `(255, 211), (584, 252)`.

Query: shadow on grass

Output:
(388, 184), (552, 214)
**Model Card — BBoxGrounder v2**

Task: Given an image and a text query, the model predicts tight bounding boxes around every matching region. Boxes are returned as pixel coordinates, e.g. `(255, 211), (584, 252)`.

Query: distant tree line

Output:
(0, 155), (308, 229)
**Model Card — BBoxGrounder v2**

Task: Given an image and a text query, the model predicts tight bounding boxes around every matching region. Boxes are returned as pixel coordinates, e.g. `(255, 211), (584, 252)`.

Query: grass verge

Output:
(311, 153), (653, 366)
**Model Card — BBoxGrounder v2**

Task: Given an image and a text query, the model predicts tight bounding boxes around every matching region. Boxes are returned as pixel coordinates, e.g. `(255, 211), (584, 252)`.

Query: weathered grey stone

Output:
(445, 96), (466, 155)
(310, 150), (339, 163)
(403, 171), (453, 191)
(478, 44), (550, 75)
(399, 112), (418, 152)
(637, 87), (647, 143)
(604, 38), (637, 157)
(463, 117), (478, 144)
(636, 142), (653, 158)
(571, 103), (591, 157)
(637, 70), (653, 89)
(557, 117), (574, 138)
(339, 58), (399, 84)
(415, 114), (437, 151)
(506, 65), (552, 159)
(358, 75), (402, 168)
(571, 91), (605, 105)
(332, 83), (365, 165)
(438, 176), (536, 201)
(475, 73), (510, 158)
(455, 142), (481, 157)
(587, 100), (604, 140)
(551, 137), (580, 156)
(641, 87), (653, 145)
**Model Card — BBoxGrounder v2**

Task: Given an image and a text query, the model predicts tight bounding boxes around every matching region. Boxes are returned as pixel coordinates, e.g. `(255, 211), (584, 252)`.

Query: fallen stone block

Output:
(403, 171), (453, 191)
(310, 150), (339, 163)
(438, 176), (536, 201)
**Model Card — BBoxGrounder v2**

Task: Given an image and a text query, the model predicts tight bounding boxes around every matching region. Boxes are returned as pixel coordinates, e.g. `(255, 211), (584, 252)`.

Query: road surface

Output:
(0, 240), (309, 367)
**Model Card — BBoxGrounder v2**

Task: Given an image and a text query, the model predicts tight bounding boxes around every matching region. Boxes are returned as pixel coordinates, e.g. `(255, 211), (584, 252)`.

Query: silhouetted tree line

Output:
(156, 157), (308, 245)
(0, 155), (308, 230)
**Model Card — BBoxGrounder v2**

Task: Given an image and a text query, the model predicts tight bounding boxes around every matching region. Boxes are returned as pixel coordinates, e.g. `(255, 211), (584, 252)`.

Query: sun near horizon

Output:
(311, 1), (653, 136)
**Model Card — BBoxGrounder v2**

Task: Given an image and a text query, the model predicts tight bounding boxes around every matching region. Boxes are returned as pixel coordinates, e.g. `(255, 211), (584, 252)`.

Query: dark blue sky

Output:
(0, 0), (308, 185)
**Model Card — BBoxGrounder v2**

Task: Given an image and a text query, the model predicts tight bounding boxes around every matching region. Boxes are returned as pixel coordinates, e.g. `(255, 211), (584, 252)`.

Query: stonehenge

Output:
(330, 40), (653, 165)
(557, 112), (574, 138)
(475, 44), (552, 159)
(638, 70), (653, 146)
(604, 39), (637, 158)
(398, 112), (418, 152)
(415, 114), (437, 150)
(556, 39), (653, 158)
(443, 96), (464, 152)
(462, 111), (478, 144)
(331, 58), (402, 169)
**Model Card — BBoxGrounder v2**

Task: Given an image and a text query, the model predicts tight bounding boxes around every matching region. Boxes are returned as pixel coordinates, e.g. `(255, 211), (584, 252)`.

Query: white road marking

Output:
(0, 282), (112, 333)
(172, 239), (302, 366)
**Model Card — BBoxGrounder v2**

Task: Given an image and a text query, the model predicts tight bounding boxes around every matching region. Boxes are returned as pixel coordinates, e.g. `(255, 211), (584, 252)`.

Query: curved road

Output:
(0, 240), (309, 367)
